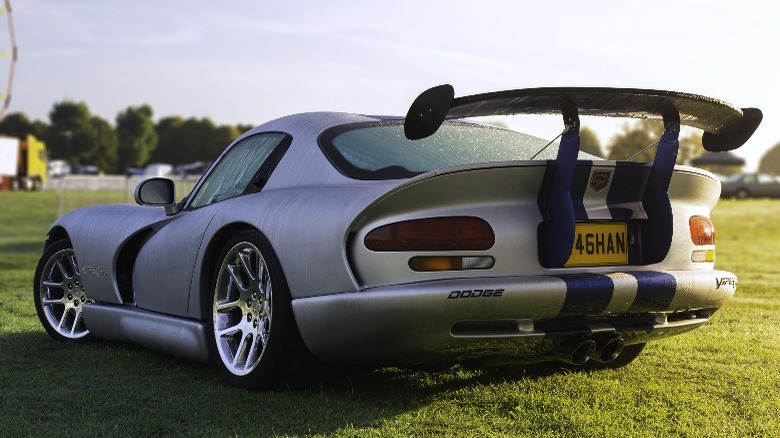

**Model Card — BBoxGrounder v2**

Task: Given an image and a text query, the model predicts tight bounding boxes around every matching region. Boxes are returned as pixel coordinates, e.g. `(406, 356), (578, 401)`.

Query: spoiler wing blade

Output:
(404, 85), (761, 151)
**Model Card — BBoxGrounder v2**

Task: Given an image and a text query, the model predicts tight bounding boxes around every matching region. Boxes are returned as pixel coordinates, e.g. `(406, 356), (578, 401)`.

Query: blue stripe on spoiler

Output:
(607, 162), (650, 220)
(570, 162), (591, 220)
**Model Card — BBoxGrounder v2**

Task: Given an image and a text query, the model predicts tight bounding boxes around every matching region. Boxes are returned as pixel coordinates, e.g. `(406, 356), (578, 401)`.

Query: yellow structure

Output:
(0, 134), (47, 190)
(22, 134), (47, 186)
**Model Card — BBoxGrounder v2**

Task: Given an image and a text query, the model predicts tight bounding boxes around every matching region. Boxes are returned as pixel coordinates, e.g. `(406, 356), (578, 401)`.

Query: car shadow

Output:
(1, 330), (578, 436)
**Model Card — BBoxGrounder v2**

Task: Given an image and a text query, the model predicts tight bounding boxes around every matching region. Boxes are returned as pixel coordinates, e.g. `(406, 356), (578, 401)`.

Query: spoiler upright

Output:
(404, 85), (762, 152)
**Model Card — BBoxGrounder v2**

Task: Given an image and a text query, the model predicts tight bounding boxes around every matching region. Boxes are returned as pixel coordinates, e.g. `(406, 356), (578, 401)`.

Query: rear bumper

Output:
(291, 269), (737, 365)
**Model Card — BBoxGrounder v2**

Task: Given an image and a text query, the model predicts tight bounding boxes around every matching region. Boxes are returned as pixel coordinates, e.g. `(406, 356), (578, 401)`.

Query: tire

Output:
(574, 342), (646, 370)
(207, 229), (313, 390)
(33, 238), (92, 341)
(736, 188), (749, 200)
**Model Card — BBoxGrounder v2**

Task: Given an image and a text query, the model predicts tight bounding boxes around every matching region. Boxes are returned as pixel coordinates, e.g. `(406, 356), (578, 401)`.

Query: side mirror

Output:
(134, 177), (179, 215)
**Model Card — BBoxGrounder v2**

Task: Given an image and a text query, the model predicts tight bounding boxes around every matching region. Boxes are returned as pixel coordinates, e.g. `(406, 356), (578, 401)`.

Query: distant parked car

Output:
(74, 164), (101, 175)
(174, 161), (211, 177)
(144, 163), (173, 177)
(720, 172), (780, 199)
(48, 160), (71, 178)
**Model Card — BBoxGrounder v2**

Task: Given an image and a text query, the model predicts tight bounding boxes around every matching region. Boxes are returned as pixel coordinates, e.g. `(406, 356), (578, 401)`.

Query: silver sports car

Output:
(34, 85), (761, 389)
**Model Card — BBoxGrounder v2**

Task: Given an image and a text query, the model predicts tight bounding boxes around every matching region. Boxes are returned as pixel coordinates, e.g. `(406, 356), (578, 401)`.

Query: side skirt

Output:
(82, 303), (210, 363)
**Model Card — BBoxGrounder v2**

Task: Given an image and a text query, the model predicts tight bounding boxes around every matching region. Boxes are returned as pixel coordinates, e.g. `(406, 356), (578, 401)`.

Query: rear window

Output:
(320, 120), (596, 180)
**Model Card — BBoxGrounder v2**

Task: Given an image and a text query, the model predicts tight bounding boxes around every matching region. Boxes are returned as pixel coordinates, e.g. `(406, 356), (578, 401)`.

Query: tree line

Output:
(0, 100), (253, 174)
(2, 100), (778, 175)
(581, 120), (780, 174)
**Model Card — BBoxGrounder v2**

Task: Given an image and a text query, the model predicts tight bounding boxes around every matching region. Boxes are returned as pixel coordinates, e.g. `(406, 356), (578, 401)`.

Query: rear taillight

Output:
(690, 216), (715, 263)
(364, 217), (495, 251)
(689, 216), (715, 245)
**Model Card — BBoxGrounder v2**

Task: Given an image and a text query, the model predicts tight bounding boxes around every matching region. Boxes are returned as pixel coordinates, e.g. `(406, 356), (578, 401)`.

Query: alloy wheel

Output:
(212, 241), (273, 376)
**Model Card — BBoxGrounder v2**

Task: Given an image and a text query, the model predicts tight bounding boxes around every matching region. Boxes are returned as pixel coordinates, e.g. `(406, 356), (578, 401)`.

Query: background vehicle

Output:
(143, 163), (173, 177)
(48, 160), (71, 178)
(0, 134), (47, 191)
(73, 164), (101, 175)
(720, 172), (780, 199)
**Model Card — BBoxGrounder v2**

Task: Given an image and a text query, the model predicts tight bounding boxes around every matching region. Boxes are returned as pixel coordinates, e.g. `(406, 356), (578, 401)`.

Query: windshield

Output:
(320, 120), (599, 180)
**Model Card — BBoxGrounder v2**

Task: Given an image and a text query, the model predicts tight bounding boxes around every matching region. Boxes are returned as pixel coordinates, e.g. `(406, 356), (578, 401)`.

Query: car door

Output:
(131, 132), (292, 317)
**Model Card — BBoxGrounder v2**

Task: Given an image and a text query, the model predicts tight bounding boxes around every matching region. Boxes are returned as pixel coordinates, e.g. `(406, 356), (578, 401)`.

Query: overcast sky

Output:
(8, 0), (780, 169)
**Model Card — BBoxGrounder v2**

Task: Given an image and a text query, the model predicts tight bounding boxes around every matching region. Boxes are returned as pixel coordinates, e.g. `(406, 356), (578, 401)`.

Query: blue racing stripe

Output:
(571, 161), (592, 220)
(607, 162), (651, 220)
(557, 274), (614, 317)
(627, 271), (677, 312)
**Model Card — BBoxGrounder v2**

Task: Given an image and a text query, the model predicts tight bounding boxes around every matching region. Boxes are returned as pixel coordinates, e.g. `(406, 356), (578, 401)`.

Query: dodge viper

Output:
(33, 85), (761, 389)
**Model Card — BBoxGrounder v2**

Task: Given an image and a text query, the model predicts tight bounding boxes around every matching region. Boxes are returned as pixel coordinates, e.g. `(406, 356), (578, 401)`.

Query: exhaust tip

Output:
(554, 339), (596, 365)
(595, 337), (625, 363)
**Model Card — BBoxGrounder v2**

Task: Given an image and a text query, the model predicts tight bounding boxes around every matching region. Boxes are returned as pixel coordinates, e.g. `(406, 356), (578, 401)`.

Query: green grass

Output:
(1, 192), (779, 437)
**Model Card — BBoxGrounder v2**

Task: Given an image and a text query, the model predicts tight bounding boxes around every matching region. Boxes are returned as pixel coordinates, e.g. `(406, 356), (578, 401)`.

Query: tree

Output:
(579, 126), (602, 157)
(759, 141), (780, 175)
(47, 100), (94, 163)
(88, 116), (119, 173)
(31, 120), (49, 140)
(116, 104), (158, 171)
(678, 131), (705, 166)
(236, 124), (254, 134)
(606, 119), (704, 164)
(151, 116), (241, 165)
(607, 120), (659, 162)
(151, 116), (185, 164)
(0, 112), (33, 138)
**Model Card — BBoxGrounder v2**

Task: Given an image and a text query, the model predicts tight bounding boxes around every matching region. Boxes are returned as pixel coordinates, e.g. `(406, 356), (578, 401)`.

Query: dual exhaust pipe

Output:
(553, 335), (625, 365)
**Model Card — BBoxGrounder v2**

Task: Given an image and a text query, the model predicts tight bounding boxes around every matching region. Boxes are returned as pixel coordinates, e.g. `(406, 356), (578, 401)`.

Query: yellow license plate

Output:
(565, 223), (628, 267)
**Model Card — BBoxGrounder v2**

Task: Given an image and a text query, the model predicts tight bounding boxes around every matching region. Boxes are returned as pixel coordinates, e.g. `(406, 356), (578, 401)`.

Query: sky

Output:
(7, 0), (780, 169)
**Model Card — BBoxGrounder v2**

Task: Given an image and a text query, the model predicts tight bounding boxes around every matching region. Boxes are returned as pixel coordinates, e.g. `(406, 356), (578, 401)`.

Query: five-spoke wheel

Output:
(34, 239), (92, 341)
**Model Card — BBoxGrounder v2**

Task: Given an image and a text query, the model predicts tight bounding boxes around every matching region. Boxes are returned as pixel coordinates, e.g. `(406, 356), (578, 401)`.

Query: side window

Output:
(188, 132), (289, 209)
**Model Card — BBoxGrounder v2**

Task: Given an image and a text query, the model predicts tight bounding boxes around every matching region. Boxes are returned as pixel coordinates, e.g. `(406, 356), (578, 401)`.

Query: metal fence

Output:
(44, 175), (200, 217)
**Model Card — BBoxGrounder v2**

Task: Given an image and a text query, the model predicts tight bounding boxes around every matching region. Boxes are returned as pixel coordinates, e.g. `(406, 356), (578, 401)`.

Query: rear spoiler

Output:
(403, 85), (762, 268)
(403, 84), (762, 152)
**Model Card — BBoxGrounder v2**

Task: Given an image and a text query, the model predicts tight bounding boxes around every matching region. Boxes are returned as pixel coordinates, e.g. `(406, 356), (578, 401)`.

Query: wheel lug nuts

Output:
(246, 314), (252, 322)
(75, 280), (79, 286)
(67, 294), (73, 301)
(81, 297), (86, 303)
(68, 284), (73, 290)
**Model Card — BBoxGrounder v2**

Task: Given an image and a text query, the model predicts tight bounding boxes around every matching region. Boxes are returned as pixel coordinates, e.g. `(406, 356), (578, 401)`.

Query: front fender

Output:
(50, 204), (169, 304)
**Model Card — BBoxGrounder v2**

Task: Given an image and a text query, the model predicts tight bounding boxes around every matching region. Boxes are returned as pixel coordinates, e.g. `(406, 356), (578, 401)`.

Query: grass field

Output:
(1, 191), (779, 437)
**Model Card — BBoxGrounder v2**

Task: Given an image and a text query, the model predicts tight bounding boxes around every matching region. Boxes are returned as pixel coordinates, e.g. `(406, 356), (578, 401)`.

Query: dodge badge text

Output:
(447, 289), (505, 299)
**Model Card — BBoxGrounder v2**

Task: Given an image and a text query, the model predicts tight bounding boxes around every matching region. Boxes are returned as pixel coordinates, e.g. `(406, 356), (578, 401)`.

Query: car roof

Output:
(245, 112), (393, 190)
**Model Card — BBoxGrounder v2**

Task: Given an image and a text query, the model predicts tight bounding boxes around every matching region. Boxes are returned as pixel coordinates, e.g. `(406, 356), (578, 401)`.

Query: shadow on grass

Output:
(0, 330), (573, 436)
